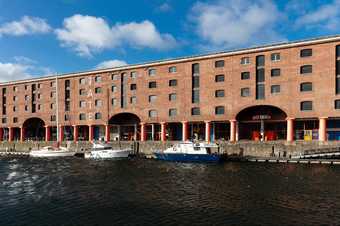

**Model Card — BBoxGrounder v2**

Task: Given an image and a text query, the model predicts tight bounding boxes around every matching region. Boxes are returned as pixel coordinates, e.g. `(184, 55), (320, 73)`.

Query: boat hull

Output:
(154, 153), (221, 163)
(84, 149), (131, 159)
(29, 151), (75, 157)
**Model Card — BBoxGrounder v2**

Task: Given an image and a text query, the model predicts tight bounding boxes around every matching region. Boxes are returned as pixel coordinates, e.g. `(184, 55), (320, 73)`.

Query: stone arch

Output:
(23, 117), (45, 141)
(108, 113), (141, 141)
(108, 112), (141, 125)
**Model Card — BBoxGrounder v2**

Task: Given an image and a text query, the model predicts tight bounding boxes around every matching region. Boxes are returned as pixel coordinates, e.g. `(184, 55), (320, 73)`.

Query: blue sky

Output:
(0, 0), (339, 82)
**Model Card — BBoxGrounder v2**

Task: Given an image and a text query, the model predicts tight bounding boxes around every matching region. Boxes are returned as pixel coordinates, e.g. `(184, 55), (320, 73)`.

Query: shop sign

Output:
(252, 115), (271, 120)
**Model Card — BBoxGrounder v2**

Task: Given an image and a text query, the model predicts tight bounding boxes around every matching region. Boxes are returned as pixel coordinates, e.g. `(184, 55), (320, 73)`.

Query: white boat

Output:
(29, 146), (75, 157)
(154, 142), (223, 163)
(84, 143), (132, 159)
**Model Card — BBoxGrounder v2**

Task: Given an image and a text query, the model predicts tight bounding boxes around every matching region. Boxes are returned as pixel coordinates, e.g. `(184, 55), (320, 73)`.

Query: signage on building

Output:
(252, 115), (271, 120)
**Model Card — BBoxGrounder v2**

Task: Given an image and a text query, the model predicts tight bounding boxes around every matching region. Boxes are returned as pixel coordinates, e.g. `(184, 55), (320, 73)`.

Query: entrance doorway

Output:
(108, 113), (140, 141)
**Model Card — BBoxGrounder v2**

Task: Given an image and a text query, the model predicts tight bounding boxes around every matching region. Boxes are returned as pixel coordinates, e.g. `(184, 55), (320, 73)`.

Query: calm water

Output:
(1, 157), (340, 226)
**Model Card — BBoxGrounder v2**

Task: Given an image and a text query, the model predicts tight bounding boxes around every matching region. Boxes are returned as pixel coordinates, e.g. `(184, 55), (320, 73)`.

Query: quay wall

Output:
(0, 141), (340, 158)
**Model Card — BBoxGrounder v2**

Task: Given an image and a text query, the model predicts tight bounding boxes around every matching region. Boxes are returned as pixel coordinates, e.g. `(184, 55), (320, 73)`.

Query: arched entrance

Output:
(23, 117), (45, 141)
(236, 105), (287, 141)
(108, 113), (141, 141)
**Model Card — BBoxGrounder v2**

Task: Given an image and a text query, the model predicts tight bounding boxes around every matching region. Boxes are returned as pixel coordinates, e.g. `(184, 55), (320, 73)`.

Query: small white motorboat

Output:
(84, 143), (132, 159)
(29, 146), (75, 157)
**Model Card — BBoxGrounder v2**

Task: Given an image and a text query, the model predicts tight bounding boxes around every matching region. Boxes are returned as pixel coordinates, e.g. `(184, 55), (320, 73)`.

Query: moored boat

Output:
(154, 142), (223, 163)
(84, 143), (132, 159)
(29, 146), (75, 157)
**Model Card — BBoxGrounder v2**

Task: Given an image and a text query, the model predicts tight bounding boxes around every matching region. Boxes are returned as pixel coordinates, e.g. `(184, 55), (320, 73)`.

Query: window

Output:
(215, 60), (224, 68)
(149, 95), (157, 103)
(300, 82), (313, 92)
(25, 105), (28, 111)
(149, 110), (157, 118)
(37, 83), (41, 89)
(95, 113), (102, 119)
(13, 86), (17, 92)
(13, 96), (18, 101)
(65, 115), (70, 121)
(149, 81), (157, 88)
(95, 99), (102, 107)
(130, 84), (137, 90)
(169, 93), (176, 101)
(215, 74), (224, 82)
(271, 85), (280, 94)
(38, 104), (41, 111)
(65, 101), (70, 111)
(95, 87), (102, 93)
(65, 80), (71, 88)
(256, 55), (265, 67)
(335, 100), (340, 109)
(50, 115), (56, 121)
(169, 79), (177, 87)
(271, 68), (281, 77)
(130, 96), (137, 104)
(169, 108), (177, 117)
(300, 49), (312, 57)
(79, 78), (86, 85)
(112, 74), (119, 80)
(50, 81), (56, 87)
(301, 101), (313, 111)
(241, 57), (250, 65)
(215, 90), (225, 97)
(131, 71), (137, 79)
(241, 72), (250, 80)
(149, 69), (156, 76)
(192, 76), (200, 88)
(25, 85), (28, 90)
(79, 113), (86, 120)
(112, 98), (117, 106)
(192, 63), (200, 74)
(79, 100), (86, 108)
(111, 85), (117, 92)
(271, 53), (280, 61)
(50, 103), (55, 109)
(337, 45), (340, 58)
(13, 117), (18, 123)
(95, 76), (102, 82)
(79, 89), (87, 95)
(169, 66), (177, 73)
(300, 65), (312, 74)
(241, 88), (250, 97)
(13, 106), (16, 112)
(192, 90), (199, 103)
(191, 107), (200, 115)
(256, 84), (265, 99)
(2, 118), (6, 124)
(37, 93), (41, 99)
(257, 68), (265, 82)
(215, 106), (225, 115)
(50, 92), (54, 98)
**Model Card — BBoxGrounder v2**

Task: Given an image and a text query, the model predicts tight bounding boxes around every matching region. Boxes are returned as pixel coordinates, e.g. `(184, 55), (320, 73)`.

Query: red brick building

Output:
(1, 35), (340, 143)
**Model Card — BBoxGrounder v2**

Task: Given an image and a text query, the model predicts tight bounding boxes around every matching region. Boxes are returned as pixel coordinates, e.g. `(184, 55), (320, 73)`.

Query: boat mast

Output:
(55, 74), (59, 144)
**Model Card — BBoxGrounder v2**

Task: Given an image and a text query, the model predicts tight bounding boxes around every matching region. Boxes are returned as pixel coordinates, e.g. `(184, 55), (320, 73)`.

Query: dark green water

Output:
(1, 157), (340, 226)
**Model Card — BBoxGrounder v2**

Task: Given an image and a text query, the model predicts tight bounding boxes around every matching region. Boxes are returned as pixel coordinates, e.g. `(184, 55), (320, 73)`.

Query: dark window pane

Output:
(215, 106), (225, 115)
(192, 90), (199, 103)
(215, 90), (225, 97)
(257, 68), (265, 82)
(300, 49), (312, 57)
(337, 45), (340, 57)
(335, 100), (340, 109)
(169, 79), (177, 86)
(256, 55), (265, 67)
(130, 84), (137, 90)
(271, 68), (281, 77)
(271, 85), (280, 93)
(337, 61), (340, 75)
(192, 76), (200, 88)
(241, 88), (250, 97)
(301, 101), (313, 111)
(271, 53), (280, 61)
(169, 109), (177, 117)
(215, 74), (224, 82)
(149, 82), (157, 88)
(241, 72), (250, 80)
(192, 63), (199, 74)
(337, 77), (340, 94)
(256, 84), (265, 99)
(215, 60), (224, 68)
(300, 65), (313, 74)
(191, 107), (200, 115)
(300, 82), (313, 92)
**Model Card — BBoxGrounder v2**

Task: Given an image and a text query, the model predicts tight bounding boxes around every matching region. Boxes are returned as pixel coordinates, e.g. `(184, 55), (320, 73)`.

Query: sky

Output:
(0, 0), (340, 82)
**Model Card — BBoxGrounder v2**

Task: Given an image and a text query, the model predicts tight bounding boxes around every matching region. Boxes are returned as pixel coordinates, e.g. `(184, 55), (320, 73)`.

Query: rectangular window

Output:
(112, 74), (119, 80)
(95, 99), (103, 107)
(79, 89), (87, 95)
(13, 117), (18, 123)
(149, 110), (157, 118)
(271, 85), (280, 94)
(241, 57), (250, 65)
(169, 108), (177, 117)
(271, 68), (281, 77)
(149, 81), (157, 88)
(130, 84), (137, 90)
(2, 118), (6, 124)
(336, 45), (340, 58)
(191, 107), (200, 116)
(65, 115), (70, 121)
(215, 106), (225, 115)
(300, 49), (312, 57)
(95, 76), (102, 82)
(169, 79), (177, 86)
(131, 71), (137, 79)
(79, 101), (86, 108)
(169, 93), (176, 101)
(148, 69), (156, 76)
(111, 85), (117, 92)
(192, 63), (200, 74)
(337, 61), (340, 75)
(215, 60), (224, 68)
(169, 66), (177, 73)
(300, 82), (313, 92)
(215, 74), (224, 82)
(149, 95), (157, 103)
(301, 101), (313, 111)
(112, 98), (117, 106)
(241, 88), (250, 97)
(65, 101), (70, 111)
(300, 65), (313, 74)
(241, 72), (250, 80)
(192, 76), (200, 88)
(335, 100), (340, 109)
(256, 84), (265, 99)
(192, 90), (199, 103)
(95, 113), (102, 119)
(337, 77), (340, 94)
(79, 113), (86, 120)
(256, 55), (265, 67)
(215, 90), (225, 97)
(95, 87), (102, 93)
(65, 80), (71, 88)
(271, 53), (280, 61)
(130, 96), (136, 104)
(256, 68), (265, 82)
(50, 115), (56, 121)
(79, 78), (86, 85)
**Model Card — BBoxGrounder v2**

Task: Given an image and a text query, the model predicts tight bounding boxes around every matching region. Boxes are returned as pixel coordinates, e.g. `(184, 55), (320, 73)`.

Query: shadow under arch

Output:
(23, 117), (45, 141)
(108, 113), (141, 141)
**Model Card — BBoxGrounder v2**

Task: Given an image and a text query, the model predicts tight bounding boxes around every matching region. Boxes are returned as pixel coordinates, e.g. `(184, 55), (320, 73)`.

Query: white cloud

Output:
(158, 3), (172, 12)
(190, 0), (285, 50)
(55, 14), (177, 57)
(95, 60), (127, 69)
(0, 16), (51, 36)
(295, 0), (340, 30)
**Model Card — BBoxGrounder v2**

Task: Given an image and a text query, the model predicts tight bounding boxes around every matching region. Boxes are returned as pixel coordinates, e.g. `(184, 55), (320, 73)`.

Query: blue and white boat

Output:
(154, 142), (223, 163)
